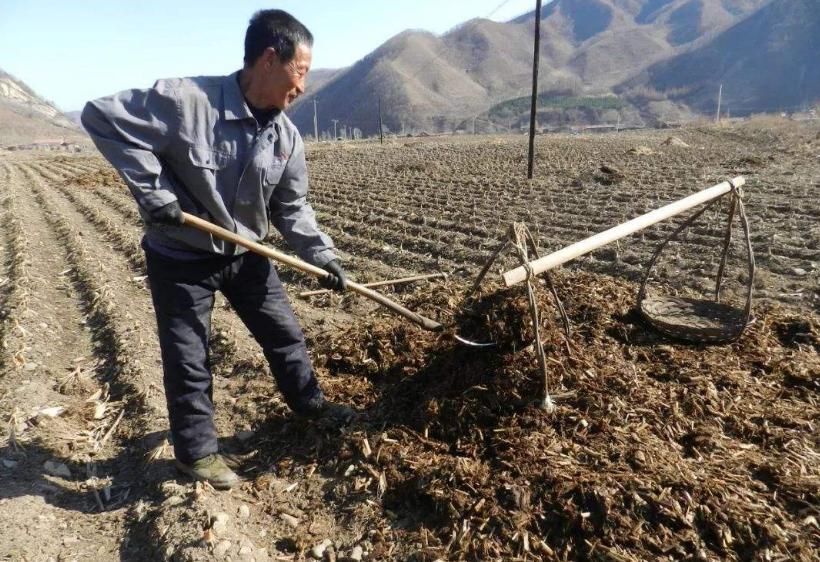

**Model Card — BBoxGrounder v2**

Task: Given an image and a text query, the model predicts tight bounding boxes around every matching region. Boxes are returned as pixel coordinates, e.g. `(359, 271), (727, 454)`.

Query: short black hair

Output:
(244, 9), (313, 66)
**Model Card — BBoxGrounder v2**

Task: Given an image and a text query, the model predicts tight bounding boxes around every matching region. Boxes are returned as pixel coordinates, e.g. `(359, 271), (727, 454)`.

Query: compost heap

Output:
(266, 271), (819, 561)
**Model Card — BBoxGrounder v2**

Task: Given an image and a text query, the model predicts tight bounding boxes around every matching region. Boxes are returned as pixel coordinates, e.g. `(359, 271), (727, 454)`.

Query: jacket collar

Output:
(222, 70), (254, 121)
(222, 71), (285, 129)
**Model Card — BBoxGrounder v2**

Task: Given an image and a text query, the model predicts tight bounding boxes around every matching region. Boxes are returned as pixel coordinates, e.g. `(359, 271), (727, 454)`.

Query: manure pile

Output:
(289, 271), (819, 561)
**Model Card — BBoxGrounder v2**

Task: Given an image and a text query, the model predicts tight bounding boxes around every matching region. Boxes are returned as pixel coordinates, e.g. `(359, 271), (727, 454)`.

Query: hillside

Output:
(288, 0), (779, 135)
(620, 0), (820, 115)
(0, 69), (85, 145)
(292, 28), (498, 136)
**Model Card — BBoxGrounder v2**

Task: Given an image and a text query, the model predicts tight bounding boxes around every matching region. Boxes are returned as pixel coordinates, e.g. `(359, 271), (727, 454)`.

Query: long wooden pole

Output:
(300, 272), (447, 297)
(181, 213), (442, 331)
(502, 177), (745, 287)
(527, 0), (543, 180)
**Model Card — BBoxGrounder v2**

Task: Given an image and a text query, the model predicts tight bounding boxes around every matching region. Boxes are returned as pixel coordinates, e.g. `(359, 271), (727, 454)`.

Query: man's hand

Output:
(319, 260), (347, 292)
(147, 200), (184, 226)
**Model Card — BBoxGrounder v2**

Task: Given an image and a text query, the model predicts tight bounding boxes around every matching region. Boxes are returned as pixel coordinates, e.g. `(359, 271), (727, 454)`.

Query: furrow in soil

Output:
(0, 159), (131, 561)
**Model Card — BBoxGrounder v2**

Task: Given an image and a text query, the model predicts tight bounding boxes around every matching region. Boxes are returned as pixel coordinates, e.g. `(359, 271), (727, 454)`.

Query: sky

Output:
(0, 0), (537, 111)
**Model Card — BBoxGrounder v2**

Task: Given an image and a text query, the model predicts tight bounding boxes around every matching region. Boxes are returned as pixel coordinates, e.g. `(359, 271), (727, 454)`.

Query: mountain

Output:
(620, 0), (820, 115)
(287, 0), (781, 135)
(0, 69), (85, 145)
(291, 23), (531, 136)
(519, 0), (767, 86)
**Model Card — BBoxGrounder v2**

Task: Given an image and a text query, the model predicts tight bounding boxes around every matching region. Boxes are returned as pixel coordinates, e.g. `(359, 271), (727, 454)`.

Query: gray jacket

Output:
(81, 71), (337, 266)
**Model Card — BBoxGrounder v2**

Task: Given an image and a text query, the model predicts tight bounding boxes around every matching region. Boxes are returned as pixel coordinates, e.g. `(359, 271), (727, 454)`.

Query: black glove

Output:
(319, 260), (347, 292)
(146, 200), (184, 226)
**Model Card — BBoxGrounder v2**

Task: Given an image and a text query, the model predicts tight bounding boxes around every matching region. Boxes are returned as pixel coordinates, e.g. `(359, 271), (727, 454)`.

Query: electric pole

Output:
(378, 97), (384, 144)
(527, 0), (543, 179)
(331, 119), (338, 141)
(313, 98), (319, 142)
(715, 83), (722, 123)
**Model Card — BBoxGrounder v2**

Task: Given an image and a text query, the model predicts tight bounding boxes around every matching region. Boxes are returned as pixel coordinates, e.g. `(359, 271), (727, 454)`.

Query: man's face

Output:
(263, 43), (312, 110)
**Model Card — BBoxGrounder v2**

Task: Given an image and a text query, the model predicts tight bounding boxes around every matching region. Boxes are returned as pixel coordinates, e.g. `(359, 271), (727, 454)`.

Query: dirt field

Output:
(0, 121), (817, 561)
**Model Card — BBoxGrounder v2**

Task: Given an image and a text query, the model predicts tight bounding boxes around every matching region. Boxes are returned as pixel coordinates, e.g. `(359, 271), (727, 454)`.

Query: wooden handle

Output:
(181, 213), (443, 331)
(299, 272), (447, 297)
(502, 177), (745, 286)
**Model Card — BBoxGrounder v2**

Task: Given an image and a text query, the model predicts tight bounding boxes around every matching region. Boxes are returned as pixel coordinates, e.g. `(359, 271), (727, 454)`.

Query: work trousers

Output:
(145, 246), (322, 463)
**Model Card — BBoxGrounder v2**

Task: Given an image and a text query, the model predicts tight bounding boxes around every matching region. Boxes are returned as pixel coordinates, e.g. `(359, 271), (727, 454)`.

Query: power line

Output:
(486, 0), (516, 19)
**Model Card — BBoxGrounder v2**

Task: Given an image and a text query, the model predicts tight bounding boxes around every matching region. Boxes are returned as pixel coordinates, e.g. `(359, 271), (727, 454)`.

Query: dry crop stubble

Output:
(0, 159), (141, 560)
(308, 125), (819, 311)
(0, 164), (30, 374)
(23, 164), (156, 413)
(32, 154), (371, 561)
(13, 158), (266, 560)
(0, 120), (817, 560)
(300, 273), (819, 561)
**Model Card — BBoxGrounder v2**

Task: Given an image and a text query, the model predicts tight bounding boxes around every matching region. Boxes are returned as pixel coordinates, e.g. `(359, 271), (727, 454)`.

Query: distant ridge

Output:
(5, 1), (815, 142)
(287, 0), (813, 136)
(621, 0), (820, 116)
(0, 69), (85, 145)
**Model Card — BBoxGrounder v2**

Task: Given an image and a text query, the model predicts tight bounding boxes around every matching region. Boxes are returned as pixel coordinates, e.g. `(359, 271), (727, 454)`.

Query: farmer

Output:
(81, 9), (352, 490)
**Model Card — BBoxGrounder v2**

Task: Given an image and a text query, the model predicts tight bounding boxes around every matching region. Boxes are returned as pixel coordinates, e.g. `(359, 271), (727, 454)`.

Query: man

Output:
(82, 9), (352, 490)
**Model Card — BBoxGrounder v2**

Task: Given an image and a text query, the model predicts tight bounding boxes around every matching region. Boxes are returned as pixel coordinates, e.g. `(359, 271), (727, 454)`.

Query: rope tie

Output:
(462, 222), (572, 411)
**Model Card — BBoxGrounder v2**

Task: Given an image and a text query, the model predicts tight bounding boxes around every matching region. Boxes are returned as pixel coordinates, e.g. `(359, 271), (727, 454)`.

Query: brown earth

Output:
(0, 120), (817, 561)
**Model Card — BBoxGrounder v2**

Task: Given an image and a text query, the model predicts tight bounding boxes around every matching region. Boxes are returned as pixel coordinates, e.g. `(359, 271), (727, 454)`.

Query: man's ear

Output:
(265, 47), (281, 66)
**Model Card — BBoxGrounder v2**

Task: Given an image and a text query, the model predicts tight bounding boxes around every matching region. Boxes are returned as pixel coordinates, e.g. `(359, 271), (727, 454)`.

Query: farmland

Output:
(0, 120), (818, 561)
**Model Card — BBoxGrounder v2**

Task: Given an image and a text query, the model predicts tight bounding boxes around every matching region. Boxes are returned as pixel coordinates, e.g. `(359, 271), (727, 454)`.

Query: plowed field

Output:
(0, 120), (817, 562)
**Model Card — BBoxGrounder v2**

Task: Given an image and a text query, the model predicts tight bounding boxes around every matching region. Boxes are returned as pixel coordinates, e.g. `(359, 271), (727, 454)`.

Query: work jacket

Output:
(81, 71), (337, 266)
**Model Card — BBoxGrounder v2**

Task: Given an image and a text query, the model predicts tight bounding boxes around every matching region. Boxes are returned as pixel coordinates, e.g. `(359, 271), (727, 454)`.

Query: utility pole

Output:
(616, 114), (621, 133)
(331, 119), (338, 140)
(715, 83), (722, 123)
(527, 0), (543, 179)
(378, 97), (384, 144)
(313, 98), (319, 142)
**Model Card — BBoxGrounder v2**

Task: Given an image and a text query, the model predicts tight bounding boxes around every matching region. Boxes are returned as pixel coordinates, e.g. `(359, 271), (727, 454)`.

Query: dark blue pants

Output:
(145, 247), (322, 463)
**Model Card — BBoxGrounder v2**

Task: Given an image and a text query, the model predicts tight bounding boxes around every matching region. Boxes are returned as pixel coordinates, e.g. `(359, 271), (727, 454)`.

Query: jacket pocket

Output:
(263, 156), (288, 187)
(187, 145), (231, 170)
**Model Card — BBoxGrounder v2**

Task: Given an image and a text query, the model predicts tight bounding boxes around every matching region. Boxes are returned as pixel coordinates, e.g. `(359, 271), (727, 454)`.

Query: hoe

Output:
(181, 212), (443, 332)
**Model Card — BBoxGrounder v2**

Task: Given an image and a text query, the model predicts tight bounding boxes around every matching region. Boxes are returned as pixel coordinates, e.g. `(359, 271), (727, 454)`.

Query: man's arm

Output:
(81, 82), (181, 214)
(270, 132), (337, 267)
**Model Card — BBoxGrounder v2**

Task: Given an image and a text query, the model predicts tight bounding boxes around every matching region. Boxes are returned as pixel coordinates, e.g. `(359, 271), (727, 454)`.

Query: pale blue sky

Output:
(0, 0), (537, 111)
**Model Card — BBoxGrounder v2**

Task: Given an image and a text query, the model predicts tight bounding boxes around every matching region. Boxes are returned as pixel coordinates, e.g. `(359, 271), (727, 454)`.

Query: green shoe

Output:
(175, 454), (239, 490)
